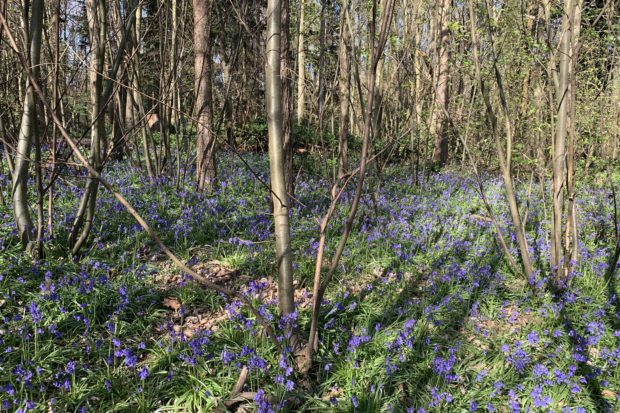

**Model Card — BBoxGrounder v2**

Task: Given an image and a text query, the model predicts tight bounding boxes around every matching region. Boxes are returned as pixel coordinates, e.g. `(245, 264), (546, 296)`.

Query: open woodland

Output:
(0, 0), (620, 411)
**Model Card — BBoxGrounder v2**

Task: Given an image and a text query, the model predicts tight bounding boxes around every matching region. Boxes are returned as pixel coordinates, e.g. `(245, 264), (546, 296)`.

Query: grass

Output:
(0, 154), (619, 412)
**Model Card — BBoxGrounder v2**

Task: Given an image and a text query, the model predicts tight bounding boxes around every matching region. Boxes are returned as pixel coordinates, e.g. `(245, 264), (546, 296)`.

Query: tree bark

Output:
(468, 0), (535, 281)
(281, 0), (294, 195)
(317, 0), (328, 134)
(295, 0), (305, 123)
(193, 0), (217, 192)
(337, 0), (351, 179)
(431, 0), (450, 166)
(48, 0), (62, 237)
(69, 0), (107, 254)
(132, 4), (157, 178)
(11, 0), (44, 253)
(266, 0), (296, 318)
(552, 0), (582, 285)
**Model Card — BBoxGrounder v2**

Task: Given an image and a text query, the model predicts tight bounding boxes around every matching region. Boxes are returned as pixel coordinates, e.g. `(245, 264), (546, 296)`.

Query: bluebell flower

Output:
(432, 354), (458, 382)
(138, 367), (149, 380)
(532, 363), (548, 378)
(66, 361), (77, 374)
(530, 384), (551, 408)
(29, 302), (42, 324)
(526, 331), (539, 345)
(254, 389), (274, 413)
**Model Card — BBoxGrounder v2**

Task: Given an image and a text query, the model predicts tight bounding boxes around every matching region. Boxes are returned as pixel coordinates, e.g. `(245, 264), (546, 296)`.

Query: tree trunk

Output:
(222, 59), (235, 148)
(468, 0), (534, 281)
(133, 4), (158, 179)
(12, 0), (44, 253)
(69, 0), (107, 254)
(193, 0), (217, 192)
(552, 0), (582, 286)
(281, 0), (294, 195)
(317, 0), (328, 134)
(295, 0), (305, 123)
(266, 0), (296, 318)
(48, 0), (62, 237)
(431, 0), (450, 166)
(337, 0), (351, 179)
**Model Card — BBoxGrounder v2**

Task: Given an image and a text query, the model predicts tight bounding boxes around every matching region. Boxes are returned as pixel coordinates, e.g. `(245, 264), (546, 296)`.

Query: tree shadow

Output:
(305, 246), (504, 411)
(558, 304), (613, 413)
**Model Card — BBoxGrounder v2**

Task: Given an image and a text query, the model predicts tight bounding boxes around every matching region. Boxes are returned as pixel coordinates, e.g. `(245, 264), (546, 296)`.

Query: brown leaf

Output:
(163, 297), (181, 310)
(601, 389), (616, 399)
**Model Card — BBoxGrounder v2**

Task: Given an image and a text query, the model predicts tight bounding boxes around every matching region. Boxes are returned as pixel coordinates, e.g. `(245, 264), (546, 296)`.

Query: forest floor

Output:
(0, 153), (619, 412)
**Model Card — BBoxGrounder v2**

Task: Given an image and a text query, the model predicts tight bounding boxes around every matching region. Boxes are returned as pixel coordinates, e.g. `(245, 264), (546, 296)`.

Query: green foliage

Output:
(236, 117), (269, 151)
(0, 156), (619, 412)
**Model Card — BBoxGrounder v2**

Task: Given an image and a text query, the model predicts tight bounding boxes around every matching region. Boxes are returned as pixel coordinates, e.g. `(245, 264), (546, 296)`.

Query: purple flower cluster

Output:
(501, 341), (530, 373)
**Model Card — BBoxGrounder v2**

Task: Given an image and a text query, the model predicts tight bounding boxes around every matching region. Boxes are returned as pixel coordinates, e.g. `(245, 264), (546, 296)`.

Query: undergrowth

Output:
(0, 154), (619, 412)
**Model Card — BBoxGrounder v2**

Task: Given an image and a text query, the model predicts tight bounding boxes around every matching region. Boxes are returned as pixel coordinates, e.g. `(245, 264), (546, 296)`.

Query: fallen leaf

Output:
(601, 389), (616, 399)
(163, 297), (181, 310)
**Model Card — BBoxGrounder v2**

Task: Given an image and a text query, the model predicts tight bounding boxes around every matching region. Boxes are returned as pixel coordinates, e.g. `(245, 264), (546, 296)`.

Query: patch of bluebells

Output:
(28, 301), (42, 324)
(502, 341), (530, 373)
(385, 318), (416, 374)
(1, 155), (620, 411)
(274, 352), (295, 392)
(178, 332), (212, 366)
(432, 353), (458, 382)
(530, 384), (552, 409)
(253, 389), (274, 413)
(428, 386), (454, 408)
(347, 329), (371, 353)
(584, 321), (605, 346)
(278, 311), (298, 342)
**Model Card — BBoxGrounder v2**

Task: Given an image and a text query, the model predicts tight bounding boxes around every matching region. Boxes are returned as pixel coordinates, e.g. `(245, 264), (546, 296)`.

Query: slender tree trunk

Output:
(337, 0), (351, 179)
(69, 0), (107, 254)
(11, 0), (44, 253)
(34, 102), (44, 257)
(304, 0), (394, 371)
(222, 59), (234, 148)
(553, 0), (582, 285)
(170, 0), (182, 180)
(551, 0), (571, 278)
(317, 0), (328, 134)
(193, 0), (217, 192)
(110, 1), (127, 164)
(468, 0), (534, 281)
(48, 0), (61, 237)
(403, 0), (421, 170)
(295, 0), (305, 123)
(281, 0), (294, 195)
(170, 0), (179, 128)
(266, 0), (296, 318)
(133, 5), (157, 178)
(431, 0), (450, 166)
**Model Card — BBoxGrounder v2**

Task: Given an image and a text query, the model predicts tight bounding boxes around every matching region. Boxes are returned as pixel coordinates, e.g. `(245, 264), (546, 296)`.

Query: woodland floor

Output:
(0, 153), (619, 412)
